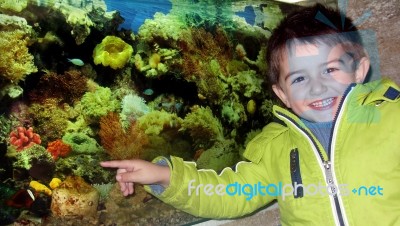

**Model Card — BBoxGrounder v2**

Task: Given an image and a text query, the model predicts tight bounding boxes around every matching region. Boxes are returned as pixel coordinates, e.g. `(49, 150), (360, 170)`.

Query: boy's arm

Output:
(145, 155), (275, 219)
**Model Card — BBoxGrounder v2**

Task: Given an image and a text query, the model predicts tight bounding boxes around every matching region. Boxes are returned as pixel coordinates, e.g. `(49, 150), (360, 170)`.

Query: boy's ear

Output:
(272, 84), (291, 108)
(355, 56), (370, 83)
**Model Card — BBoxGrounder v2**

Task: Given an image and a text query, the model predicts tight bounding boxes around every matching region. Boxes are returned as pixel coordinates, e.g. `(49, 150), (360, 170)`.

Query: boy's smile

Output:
(273, 40), (369, 122)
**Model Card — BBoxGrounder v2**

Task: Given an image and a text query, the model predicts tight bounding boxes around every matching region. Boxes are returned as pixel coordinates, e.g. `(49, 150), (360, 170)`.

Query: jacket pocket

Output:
(290, 148), (303, 198)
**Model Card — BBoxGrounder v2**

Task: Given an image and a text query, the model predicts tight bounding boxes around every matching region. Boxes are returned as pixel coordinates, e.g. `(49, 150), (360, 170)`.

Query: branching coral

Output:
(0, 30), (37, 83)
(29, 70), (88, 105)
(99, 112), (149, 160)
(9, 127), (41, 151)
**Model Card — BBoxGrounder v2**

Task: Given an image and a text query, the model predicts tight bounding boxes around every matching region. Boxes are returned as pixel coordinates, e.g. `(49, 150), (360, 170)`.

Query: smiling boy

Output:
(101, 4), (400, 225)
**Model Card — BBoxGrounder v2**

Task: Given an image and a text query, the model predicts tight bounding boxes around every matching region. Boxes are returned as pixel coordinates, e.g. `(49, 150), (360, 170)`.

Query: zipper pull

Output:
(323, 161), (336, 195)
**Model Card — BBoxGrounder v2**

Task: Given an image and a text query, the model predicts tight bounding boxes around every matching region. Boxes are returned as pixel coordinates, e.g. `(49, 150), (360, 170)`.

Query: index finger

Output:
(100, 160), (136, 168)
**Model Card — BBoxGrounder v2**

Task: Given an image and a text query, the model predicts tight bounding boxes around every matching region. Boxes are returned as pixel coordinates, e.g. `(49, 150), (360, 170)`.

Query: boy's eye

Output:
(291, 76), (305, 84)
(323, 68), (338, 74)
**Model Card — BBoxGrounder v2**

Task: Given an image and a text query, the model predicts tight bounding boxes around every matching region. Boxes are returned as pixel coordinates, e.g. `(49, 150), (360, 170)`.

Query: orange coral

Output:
(99, 112), (149, 160)
(46, 139), (72, 160)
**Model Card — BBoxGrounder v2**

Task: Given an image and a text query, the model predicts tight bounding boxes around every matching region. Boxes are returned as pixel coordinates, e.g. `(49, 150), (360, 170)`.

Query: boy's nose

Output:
(309, 79), (328, 96)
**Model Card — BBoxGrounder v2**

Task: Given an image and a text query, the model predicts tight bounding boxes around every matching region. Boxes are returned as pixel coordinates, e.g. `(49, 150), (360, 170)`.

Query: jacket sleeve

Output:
(144, 153), (276, 219)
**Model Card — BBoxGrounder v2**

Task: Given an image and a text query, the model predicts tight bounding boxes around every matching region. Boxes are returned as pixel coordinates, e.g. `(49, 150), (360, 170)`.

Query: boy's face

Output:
(272, 41), (369, 122)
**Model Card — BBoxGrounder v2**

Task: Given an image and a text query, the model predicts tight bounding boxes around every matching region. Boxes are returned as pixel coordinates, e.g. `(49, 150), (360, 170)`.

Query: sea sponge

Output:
(93, 36), (133, 70)
(29, 180), (52, 196)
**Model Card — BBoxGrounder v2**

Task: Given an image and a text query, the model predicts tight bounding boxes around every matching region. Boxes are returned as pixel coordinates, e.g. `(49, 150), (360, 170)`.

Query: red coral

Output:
(9, 127), (41, 151)
(46, 139), (72, 160)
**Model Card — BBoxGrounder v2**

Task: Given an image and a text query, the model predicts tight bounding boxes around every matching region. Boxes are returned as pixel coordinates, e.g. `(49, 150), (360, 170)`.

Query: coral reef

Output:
(46, 139), (72, 160)
(93, 36), (134, 70)
(9, 127), (41, 151)
(99, 112), (149, 160)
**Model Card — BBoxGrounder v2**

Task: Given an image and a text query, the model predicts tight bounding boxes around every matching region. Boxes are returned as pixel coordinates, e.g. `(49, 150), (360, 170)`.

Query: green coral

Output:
(221, 100), (247, 126)
(137, 110), (182, 135)
(55, 153), (114, 184)
(196, 139), (240, 172)
(80, 87), (120, 122)
(93, 183), (114, 202)
(180, 107), (224, 149)
(28, 99), (70, 145)
(0, 114), (12, 143)
(13, 144), (53, 170)
(228, 70), (263, 98)
(62, 132), (103, 155)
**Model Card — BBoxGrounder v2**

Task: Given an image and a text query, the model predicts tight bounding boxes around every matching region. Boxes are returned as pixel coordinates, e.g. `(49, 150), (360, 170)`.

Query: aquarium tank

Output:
(0, 0), (335, 225)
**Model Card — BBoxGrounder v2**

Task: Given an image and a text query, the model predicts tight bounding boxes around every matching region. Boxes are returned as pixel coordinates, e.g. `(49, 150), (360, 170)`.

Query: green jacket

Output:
(145, 79), (400, 225)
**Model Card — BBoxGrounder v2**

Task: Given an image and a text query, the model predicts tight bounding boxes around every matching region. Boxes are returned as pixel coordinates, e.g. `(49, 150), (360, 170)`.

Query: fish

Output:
(67, 58), (84, 66)
(143, 88), (154, 96)
(6, 189), (36, 208)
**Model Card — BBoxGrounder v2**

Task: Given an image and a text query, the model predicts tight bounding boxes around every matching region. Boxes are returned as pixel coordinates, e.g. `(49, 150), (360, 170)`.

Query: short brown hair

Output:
(266, 4), (366, 86)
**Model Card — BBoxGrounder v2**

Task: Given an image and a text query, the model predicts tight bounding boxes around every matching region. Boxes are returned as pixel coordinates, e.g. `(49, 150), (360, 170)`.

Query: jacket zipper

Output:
(275, 83), (356, 226)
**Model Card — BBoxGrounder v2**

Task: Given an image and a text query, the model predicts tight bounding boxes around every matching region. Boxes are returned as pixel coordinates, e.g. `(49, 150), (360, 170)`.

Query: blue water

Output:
(105, 0), (172, 32)
(105, 0), (256, 32)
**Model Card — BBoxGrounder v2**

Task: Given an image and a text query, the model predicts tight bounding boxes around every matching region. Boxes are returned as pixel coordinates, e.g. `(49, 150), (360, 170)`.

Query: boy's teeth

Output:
(311, 98), (334, 108)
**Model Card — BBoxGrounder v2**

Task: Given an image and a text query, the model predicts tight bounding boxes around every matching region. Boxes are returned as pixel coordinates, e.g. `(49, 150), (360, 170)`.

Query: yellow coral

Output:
(49, 178), (62, 190)
(30, 180), (52, 196)
(0, 30), (37, 83)
(93, 36), (133, 70)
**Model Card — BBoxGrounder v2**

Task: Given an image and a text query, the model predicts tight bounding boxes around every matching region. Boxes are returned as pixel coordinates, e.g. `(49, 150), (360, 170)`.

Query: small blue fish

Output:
(143, 88), (154, 96)
(67, 58), (84, 66)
